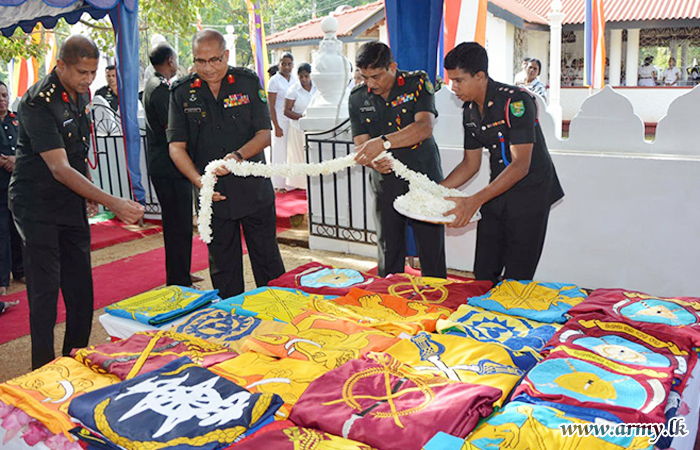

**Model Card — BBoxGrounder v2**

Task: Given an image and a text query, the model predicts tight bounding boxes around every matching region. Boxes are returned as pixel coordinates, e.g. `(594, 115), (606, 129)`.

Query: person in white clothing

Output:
(638, 55), (657, 86)
(662, 57), (681, 86)
(514, 57), (531, 85)
(284, 63), (317, 190)
(267, 53), (296, 192)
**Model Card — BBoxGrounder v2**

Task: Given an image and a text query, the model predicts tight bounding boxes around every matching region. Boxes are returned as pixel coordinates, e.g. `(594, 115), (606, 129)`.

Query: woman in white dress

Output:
(283, 63), (317, 190)
(662, 57), (681, 86)
(638, 55), (657, 87)
(267, 53), (296, 192)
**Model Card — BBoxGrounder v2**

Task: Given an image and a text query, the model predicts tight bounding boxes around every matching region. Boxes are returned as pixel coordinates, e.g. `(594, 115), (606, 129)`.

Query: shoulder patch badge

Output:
(510, 100), (525, 117)
(258, 89), (268, 103)
(425, 78), (435, 94)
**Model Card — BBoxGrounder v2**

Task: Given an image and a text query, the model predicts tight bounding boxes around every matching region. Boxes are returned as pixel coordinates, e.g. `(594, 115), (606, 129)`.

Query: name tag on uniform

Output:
(63, 118), (74, 127)
(390, 93), (415, 108)
(465, 122), (478, 128)
(360, 106), (376, 113)
(185, 107), (202, 114)
(223, 93), (250, 108)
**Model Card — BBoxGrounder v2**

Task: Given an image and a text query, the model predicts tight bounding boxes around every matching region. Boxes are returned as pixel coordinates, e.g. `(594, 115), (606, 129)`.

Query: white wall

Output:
(485, 13), (514, 84)
(561, 87), (694, 123)
(528, 30), (550, 85)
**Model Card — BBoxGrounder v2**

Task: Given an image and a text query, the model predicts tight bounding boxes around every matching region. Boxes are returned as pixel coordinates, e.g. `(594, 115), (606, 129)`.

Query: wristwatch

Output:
(233, 150), (244, 161)
(381, 135), (392, 150)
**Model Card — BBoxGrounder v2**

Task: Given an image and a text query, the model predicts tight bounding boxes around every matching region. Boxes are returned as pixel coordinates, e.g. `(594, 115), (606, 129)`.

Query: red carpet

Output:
(0, 237), (210, 345)
(275, 189), (307, 228)
(367, 265), (474, 282)
(90, 219), (163, 251)
(0, 195), (301, 344)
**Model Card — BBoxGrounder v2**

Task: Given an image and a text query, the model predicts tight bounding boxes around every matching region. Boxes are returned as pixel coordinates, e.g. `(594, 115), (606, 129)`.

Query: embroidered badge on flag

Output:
(67, 357), (283, 450)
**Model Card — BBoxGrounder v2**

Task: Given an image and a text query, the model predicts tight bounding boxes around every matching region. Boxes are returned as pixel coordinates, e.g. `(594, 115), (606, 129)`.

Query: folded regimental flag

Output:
(511, 346), (675, 424)
(72, 330), (238, 380)
(361, 273), (493, 312)
(308, 288), (451, 336)
(0, 357), (121, 436)
(213, 287), (335, 323)
(464, 401), (653, 450)
(566, 288), (700, 346)
(437, 303), (561, 371)
(543, 313), (696, 392)
(467, 280), (587, 323)
(175, 308), (286, 353)
(68, 357), (283, 450)
(289, 353), (501, 450)
(267, 262), (380, 296)
(106, 286), (219, 325)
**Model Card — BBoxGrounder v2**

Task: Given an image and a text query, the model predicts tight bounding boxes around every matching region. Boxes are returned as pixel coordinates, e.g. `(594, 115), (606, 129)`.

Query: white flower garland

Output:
(198, 152), (469, 243)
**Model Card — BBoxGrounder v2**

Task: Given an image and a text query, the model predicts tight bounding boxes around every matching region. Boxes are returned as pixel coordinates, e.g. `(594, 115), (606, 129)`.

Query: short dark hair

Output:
(297, 63), (311, 75)
(444, 42), (488, 76)
(105, 64), (116, 71)
(529, 58), (542, 74)
(280, 52), (293, 61)
(522, 57), (531, 63)
(0, 80), (7, 90)
(149, 43), (176, 66)
(192, 29), (225, 52)
(58, 35), (99, 65)
(267, 65), (278, 77)
(356, 41), (393, 70)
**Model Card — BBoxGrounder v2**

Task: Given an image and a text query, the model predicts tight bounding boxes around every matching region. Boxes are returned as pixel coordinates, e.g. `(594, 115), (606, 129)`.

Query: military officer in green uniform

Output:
(351, 41), (446, 278)
(0, 81), (23, 295)
(442, 42), (564, 282)
(95, 64), (119, 112)
(168, 29), (285, 299)
(9, 35), (144, 369)
(143, 43), (196, 287)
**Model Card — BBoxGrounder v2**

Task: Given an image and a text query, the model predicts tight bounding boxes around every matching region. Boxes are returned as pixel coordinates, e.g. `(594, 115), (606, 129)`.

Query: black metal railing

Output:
(90, 104), (161, 215)
(305, 119), (377, 245)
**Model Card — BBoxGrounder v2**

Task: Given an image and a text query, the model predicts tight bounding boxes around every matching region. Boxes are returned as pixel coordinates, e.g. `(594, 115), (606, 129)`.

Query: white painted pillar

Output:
(681, 41), (689, 82)
(609, 29), (622, 86)
(625, 28), (640, 86)
(225, 26), (237, 66)
(547, 0), (565, 138)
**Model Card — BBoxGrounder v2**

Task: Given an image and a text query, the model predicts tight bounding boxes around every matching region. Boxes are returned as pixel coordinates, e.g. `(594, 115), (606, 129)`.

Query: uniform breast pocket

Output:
(359, 110), (380, 135)
(61, 122), (81, 143)
(227, 106), (252, 133)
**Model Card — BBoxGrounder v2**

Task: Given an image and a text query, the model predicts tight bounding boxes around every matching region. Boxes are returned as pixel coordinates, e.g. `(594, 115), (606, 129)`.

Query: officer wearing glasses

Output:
(168, 29), (285, 298)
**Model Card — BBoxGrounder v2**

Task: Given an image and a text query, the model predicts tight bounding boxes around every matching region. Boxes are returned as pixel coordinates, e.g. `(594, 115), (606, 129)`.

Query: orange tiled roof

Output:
(267, 1), (384, 45)
(515, 0), (700, 25)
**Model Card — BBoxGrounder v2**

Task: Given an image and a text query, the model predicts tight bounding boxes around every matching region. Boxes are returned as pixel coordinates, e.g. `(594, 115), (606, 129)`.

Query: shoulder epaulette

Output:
(170, 73), (197, 91)
(350, 82), (367, 95)
(404, 69), (428, 79)
(231, 66), (262, 80)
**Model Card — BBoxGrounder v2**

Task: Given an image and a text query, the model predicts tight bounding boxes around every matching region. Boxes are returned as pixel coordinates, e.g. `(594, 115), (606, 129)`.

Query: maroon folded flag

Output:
(289, 353), (501, 450)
